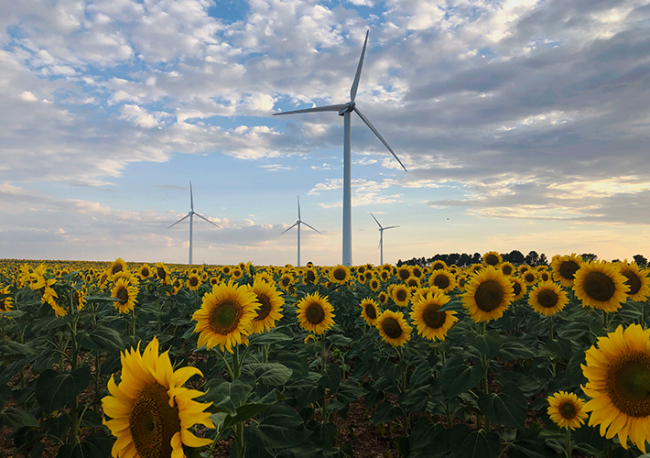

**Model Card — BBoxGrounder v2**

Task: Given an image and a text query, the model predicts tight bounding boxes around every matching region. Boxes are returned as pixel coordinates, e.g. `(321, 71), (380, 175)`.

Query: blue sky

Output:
(1, 0), (649, 266)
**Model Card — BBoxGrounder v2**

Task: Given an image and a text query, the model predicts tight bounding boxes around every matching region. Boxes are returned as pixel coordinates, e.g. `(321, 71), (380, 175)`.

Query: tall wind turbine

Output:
(274, 30), (406, 266)
(168, 182), (219, 265)
(281, 196), (320, 267)
(370, 212), (399, 265)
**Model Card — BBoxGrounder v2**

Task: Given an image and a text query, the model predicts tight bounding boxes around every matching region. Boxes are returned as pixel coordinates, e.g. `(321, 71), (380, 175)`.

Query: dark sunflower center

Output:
(371, 280), (379, 289)
(583, 272), (616, 302)
(398, 269), (410, 280)
(364, 303), (377, 320)
(433, 274), (450, 289)
(540, 272), (550, 281)
(485, 254), (499, 266)
(129, 383), (180, 458)
(407, 278), (418, 287)
(512, 281), (522, 297)
(606, 351), (650, 417)
(189, 277), (199, 287)
(433, 263), (444, 270)
(502, 265), (513, 275)
(254, 294), (272, 321)
(537, 289), (559, 308)
(382, 317), (403, 339)
(281, 277), (290, 287)
(209, 300), (242, 335)
(333, 268), (347, 281)
(111, 264), (123, 275)
(156, 268), (166, 281)
(305, 302), (325, 324)
(622, 271), (642, 296)
(422, 303), (446, 329)
(560, 402), (577, 420)
(413, 268), (422, 278)
(141, 267), (150, 277)
(116, 286), (129, 305)
(379, 293), (387, 303)
(306, 271), (316, 282)
(0, 299), (7, 311)
(395, 289), (408, 302)
(559, 261), (580, 280)
(73, 291), (81, 307)
(525, 273), (535, 283)
(474, 280), (504, 312)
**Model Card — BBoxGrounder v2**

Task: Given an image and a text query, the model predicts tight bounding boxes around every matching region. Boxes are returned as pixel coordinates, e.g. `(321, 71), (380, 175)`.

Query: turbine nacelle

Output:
(338, 102), (356, 116)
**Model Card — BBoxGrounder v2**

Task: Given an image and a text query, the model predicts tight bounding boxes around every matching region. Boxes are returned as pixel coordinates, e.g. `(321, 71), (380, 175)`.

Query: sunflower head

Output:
(378, 291), (388, 305)
(186, 274), (201, 291)
(522, 270), (538, 286)
(462, 267), (514, 323)
(510, 276), (527, 301)
(360, 298), (380, 326)
(192, 281), (260, 353)
(109, 257), (127, 278)
(369, 277), (380, 292)
(376, 310), (411, 347)
(529, 281), (568, 316)
(247, 279), (284, 334)
(551, 253), (583, 287)
(619, 262), (650, 302)
(547, 391), (588, 430)
(500, 262), (515, 277)
(482, 251), (502, 267)
(410, 292), (458, 341)
(397, 266), (412, 281)
(296, 292), (335, 335)
(391, 284), (411, 307)
(138, 264), (152, 280)
(330, 265), (351, 284)
(431, 260), (447, 271)
(573, 260), (629, 313)
(111, 278), (139, 314)
(429, 270), (456, 293)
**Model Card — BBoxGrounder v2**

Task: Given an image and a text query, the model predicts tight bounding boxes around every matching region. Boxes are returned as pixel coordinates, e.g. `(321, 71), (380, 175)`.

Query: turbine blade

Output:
(301, 221), (321, 234)
(273, 104), (349, 116)
(168, 213), (191, 229)
(353, 107), (408, 172)
(369, 212), (382, 228)
(350, 30), (369, 102)
(190, 181), (194, 212)
(195, 213), (220, 228)
(297, 196), (301, 220)
(281, 222), (299, 235)
(383, 225), (399, 230)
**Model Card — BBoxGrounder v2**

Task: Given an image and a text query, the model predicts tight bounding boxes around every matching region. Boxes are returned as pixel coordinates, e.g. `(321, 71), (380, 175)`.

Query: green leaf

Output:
(370, 401), (401, 425)
(35, 366), (93, 413)
(203, 379), (253, 415)
(308, 422), (337, 451)
(497, 338), (537, 361)
(451, 425), (500, 458)
(439, 355), (483, 400)
(209, 412), (228, 434)
(222, 403), (271, 431)
(410, 362), (432, 387)
(468, 331), (502, 359)
(0, 406), (39, 428)
(81, 296), (120, 303)
(409, 417), (451, 458)
(77, 325), (124, 352)
(318, 364), (342, 392)
(336, 380), (368, 404)
(477, 382), (527, 429)
(249, 331), (293, 346)
(242, 362), (293, 387)
(438, 298), (464, 313)
(244, 403), (312, 449)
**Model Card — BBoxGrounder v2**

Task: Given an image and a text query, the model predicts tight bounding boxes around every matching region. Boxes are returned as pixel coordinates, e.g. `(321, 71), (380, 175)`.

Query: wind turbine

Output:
(273, 30), (406, 266)
(168, 182), (219, 265)
(370, 212), (399, 265)
(281, 196), (320, 267)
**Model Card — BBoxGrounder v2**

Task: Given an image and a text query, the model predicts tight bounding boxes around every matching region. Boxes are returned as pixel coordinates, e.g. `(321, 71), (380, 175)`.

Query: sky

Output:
(1, 0), (649, 267)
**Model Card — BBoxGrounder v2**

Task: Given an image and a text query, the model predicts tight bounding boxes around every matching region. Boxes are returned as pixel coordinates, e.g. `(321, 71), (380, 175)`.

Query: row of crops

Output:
(0, 253), (649, 458)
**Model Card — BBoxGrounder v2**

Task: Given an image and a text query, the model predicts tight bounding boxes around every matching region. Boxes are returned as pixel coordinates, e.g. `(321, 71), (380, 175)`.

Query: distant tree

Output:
(581, 253), (598, 263)
(612, 259), (621, 263)
(538, 253), (549, 266)
(447, 253), (460, 266)
(633, 254), (648, 267)
(459, 253), (472, 266)
(505, 250), (525, 265)
(525, 251), (539, 266)
(472, 253), (482, 264)
(396, 259), (403, 267)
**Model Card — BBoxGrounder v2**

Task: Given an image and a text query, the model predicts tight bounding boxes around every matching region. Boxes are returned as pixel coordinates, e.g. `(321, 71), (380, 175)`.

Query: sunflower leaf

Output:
(438, 354), (483, 400)
(243, 403), (312, 449)
(477, 382), (527, 429)
(242, 362), (293, 387)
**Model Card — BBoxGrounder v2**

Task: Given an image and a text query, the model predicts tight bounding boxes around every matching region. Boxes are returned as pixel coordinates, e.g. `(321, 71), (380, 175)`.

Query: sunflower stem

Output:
(564, 428), (572, 458)
(131, 308), (136, 337)
(549, 315), (555, 340)
(602, 311), (611, 331)
(262, 344), (269, 363)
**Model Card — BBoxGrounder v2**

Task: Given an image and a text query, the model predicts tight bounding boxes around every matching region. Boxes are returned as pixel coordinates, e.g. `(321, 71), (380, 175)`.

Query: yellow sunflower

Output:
(278, 273), (294, 292)
(573, 261), (629, 313)
(378, 291), (388, 305)
(0, 286), (14, 315)
(231, 268), (243, 280)
(111, 278), (139, 314)
(302, 268), (319, 285)
(547, 391), (588, 430)
(379, 270), (391, 282)
(376, 310), (411, 347)
(429, 270), (456, 293)
(410, 292), (458, 341)
(108, 257), (128, 279)
(102, 337), (213, 458)
(296, 292), (335, 335)
(360, 298), (380, 326)
(510, 276), (527, 301)
(538, 270), (552, 282)
(482, 251), (502, 267)
(582, 324), (650, 452)
(619, 262), (650, 302)
(396, 266), (412, 282)
(405, 276), (421, 288)
(431, 260), (447, 271)
(456, 274), (469, 292)
(521, 270), (538, 286)
(138, 264), (152, 280)
(153, 262), (171, 285)
(221, 265), (232, 276)
(500, 262), (515, 277)
(411, 266), (423, 279)
(192, 282), (260, 353)
(462, 267), (514, 323)
(330, 265), (351, 285)
(551, 254), (583, 287)
(529, 281), (568, 316)
(369, 277), (381, 292)
(247, 279), (284, 334)
(186, 274), (201, 291)
(391, 284), (411, 307)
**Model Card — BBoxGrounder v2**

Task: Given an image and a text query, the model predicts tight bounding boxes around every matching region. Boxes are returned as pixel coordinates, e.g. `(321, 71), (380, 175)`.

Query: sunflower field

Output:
(1, 253), (650, 458)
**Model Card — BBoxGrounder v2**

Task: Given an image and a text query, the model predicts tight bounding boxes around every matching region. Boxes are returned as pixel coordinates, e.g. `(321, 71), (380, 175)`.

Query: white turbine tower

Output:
(281, 196), (321, 267)
(168, 182), (219, 265)
(274, 30), (406, 266)
(370, 212), (399, 266)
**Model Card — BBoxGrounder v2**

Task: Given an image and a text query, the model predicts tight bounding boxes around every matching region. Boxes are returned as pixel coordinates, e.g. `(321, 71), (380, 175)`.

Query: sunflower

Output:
(296, 292), (335, 335)
(396, 266), (412, 282)
(302, 268), (319, 285)
(483, 251), (502, 267)
(111, 278), (139, 314)
(500, 262), (515, 277)
(410, 292), (458, 341)
(619, 262), (650, 302)
(582, 324), (650, 452)
(405, 276), (421, 288)
(170, 278), (182, 296)
(462, 267), (514, 323)
(369, 277), (381, 292)
(247, 279), (284, 334)
(221, 265), (232, 276)
(376, 310), (411, 347)
(378, 291), (388, 305)
(411, 286), (444, 304)
(431, 260), (447, 271)
(521, 270), (538, 286)
(429, 271), (456, 293)
(192, 282), (260, 353)
(379, 270), (390, 282)
(529, 281), (568, 316)
(330, 265), (351, 285)
(231, 268), (243, 280)
(108, 257), (128, 279)
(186, 274), (201, 291)
(357, 273), (367, 284)
(73, 288), (86, 311)
(391, 284), (411, 307)
(455, 274), (469, 292)
(102, 337), (213, 458)
(573, 261), (629, 313)
(411, 266), (423, 279)
(138, 264), (152, 280)
(255, 272), (276, 285)
(547, 391), (588, 430)
(538, 271), (551, 282)
(360, 298), (380, 326)
(154, 262), (171, 285)
(551, 254), (583, 287)
(0, 286), (14, 315)
(510, 276), (527, 301)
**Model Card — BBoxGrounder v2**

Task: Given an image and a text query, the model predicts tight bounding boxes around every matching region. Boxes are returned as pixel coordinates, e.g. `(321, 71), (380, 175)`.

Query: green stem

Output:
(131, 308), (137, 337)
(262, 344), (269, 363)
(234, 422), (246, 458)
(549, 315), (554, 340)
(602, 311), (611, 331)
(565, 428), (572, 458)
(231, 345), (241, 381)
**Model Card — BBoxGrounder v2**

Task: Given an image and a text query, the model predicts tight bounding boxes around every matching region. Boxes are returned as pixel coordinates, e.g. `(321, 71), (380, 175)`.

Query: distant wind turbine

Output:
(274, 30), (406, 266)
(370, 212), (399, 266)
(168, 182), (219, 265)
(281, 196), (320, 267)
